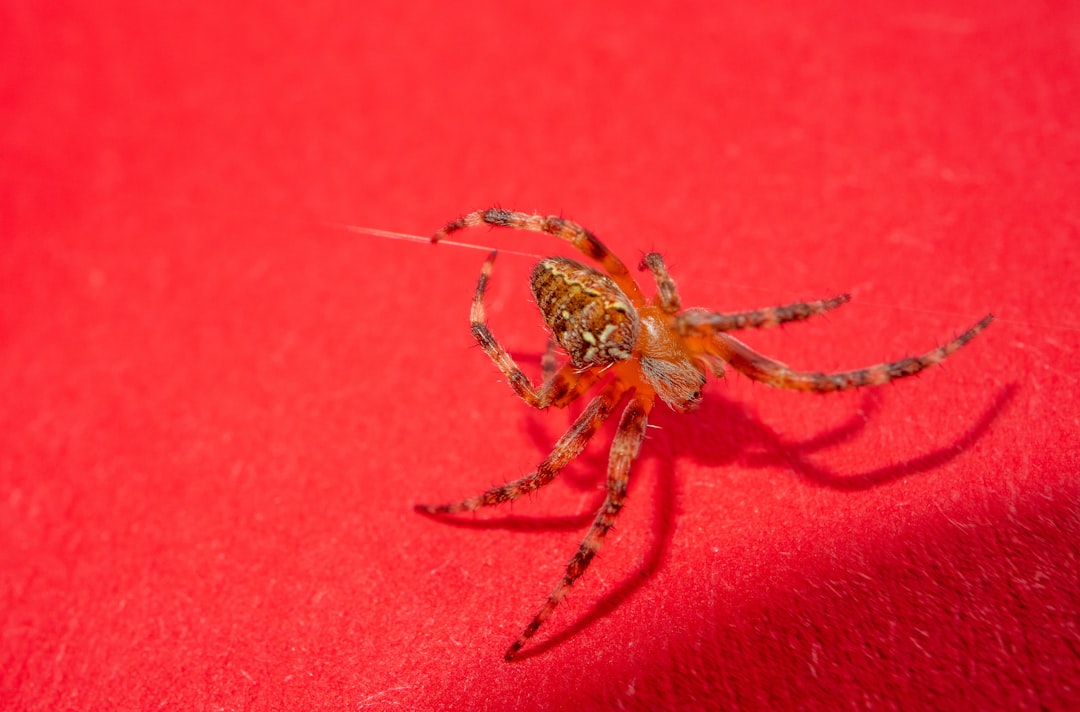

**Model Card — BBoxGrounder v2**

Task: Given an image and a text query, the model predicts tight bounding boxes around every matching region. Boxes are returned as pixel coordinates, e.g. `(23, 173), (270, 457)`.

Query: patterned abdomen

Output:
(530, 257), (640, 368)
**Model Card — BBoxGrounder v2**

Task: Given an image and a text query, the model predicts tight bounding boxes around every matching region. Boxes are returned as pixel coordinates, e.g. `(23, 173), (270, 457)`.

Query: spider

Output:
(416, 207), (993, 661)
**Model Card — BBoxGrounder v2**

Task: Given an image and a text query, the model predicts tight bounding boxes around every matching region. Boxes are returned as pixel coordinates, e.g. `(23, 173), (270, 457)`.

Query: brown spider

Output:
(416, 207), (993, 661)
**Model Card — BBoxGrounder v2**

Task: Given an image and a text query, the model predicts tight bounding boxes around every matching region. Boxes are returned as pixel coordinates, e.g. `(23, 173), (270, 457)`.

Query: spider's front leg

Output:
(505, 392), (654, 661)
(676, 294), (853, 333)
(471, 250), (599, 409)
(639, 251), (850, 330)
(699, 314), (994, 392)
(639, 252), (682, 313)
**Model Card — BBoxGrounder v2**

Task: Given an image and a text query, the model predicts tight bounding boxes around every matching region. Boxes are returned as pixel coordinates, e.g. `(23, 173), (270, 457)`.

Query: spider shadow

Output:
(418, 332), (1018, 658)
(687, 381), (1017, 491)
(505, 380), (1016, 661)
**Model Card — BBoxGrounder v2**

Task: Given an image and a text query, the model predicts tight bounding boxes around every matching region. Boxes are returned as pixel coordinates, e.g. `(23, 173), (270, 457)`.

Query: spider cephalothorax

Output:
(417, 207), (993, 661)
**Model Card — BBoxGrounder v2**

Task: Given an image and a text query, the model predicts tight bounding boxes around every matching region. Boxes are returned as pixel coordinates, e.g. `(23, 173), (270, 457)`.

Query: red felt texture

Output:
(2, 1), (1078, 709)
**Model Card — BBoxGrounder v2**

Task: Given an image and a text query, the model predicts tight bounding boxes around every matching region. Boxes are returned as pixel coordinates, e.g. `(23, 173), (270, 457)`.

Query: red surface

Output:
(3, 1), (1079, 709)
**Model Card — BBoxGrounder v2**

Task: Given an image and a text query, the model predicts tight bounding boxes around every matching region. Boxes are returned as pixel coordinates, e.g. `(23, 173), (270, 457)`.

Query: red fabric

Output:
(3, 1), (1078, 709)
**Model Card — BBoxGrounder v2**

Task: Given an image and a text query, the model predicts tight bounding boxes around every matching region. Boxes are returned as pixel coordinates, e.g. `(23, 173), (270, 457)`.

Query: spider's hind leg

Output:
(504, 392), (652, 660)
(470, 250), (598, 409)
(435, 209), (646, 304)
(541, 338), (558, 383)
(415, 387), (624, 515)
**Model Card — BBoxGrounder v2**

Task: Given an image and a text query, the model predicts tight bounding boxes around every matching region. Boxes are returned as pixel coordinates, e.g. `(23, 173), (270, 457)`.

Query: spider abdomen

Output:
(530, 257), (639, 368)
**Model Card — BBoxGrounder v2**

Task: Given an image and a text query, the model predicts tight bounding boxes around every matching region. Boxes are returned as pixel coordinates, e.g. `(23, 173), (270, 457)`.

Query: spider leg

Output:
(505, 393), (654, 661)
(434, 208), (646, 305)
(541, 338), (558, 383)
(471, 250), (599, 408)
(535, 340), (598, 408)
(676, 294), (852, 334)
(415, 386), (626, 515)
(699, 314), (994, 392)
(638, 252), (681, 313)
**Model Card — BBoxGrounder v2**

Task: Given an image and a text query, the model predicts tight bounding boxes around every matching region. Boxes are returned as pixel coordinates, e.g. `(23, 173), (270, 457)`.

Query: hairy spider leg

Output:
(434, 208), (647, 306)
(505, 392), (654, 661)
(415, 385), (627, 515)
(694, 314), (994, 393)
(677, 294), (853, 333)
(470, 250), (601, 409)
(541, 339), (558, 383)
(638, 253), (682, 314)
